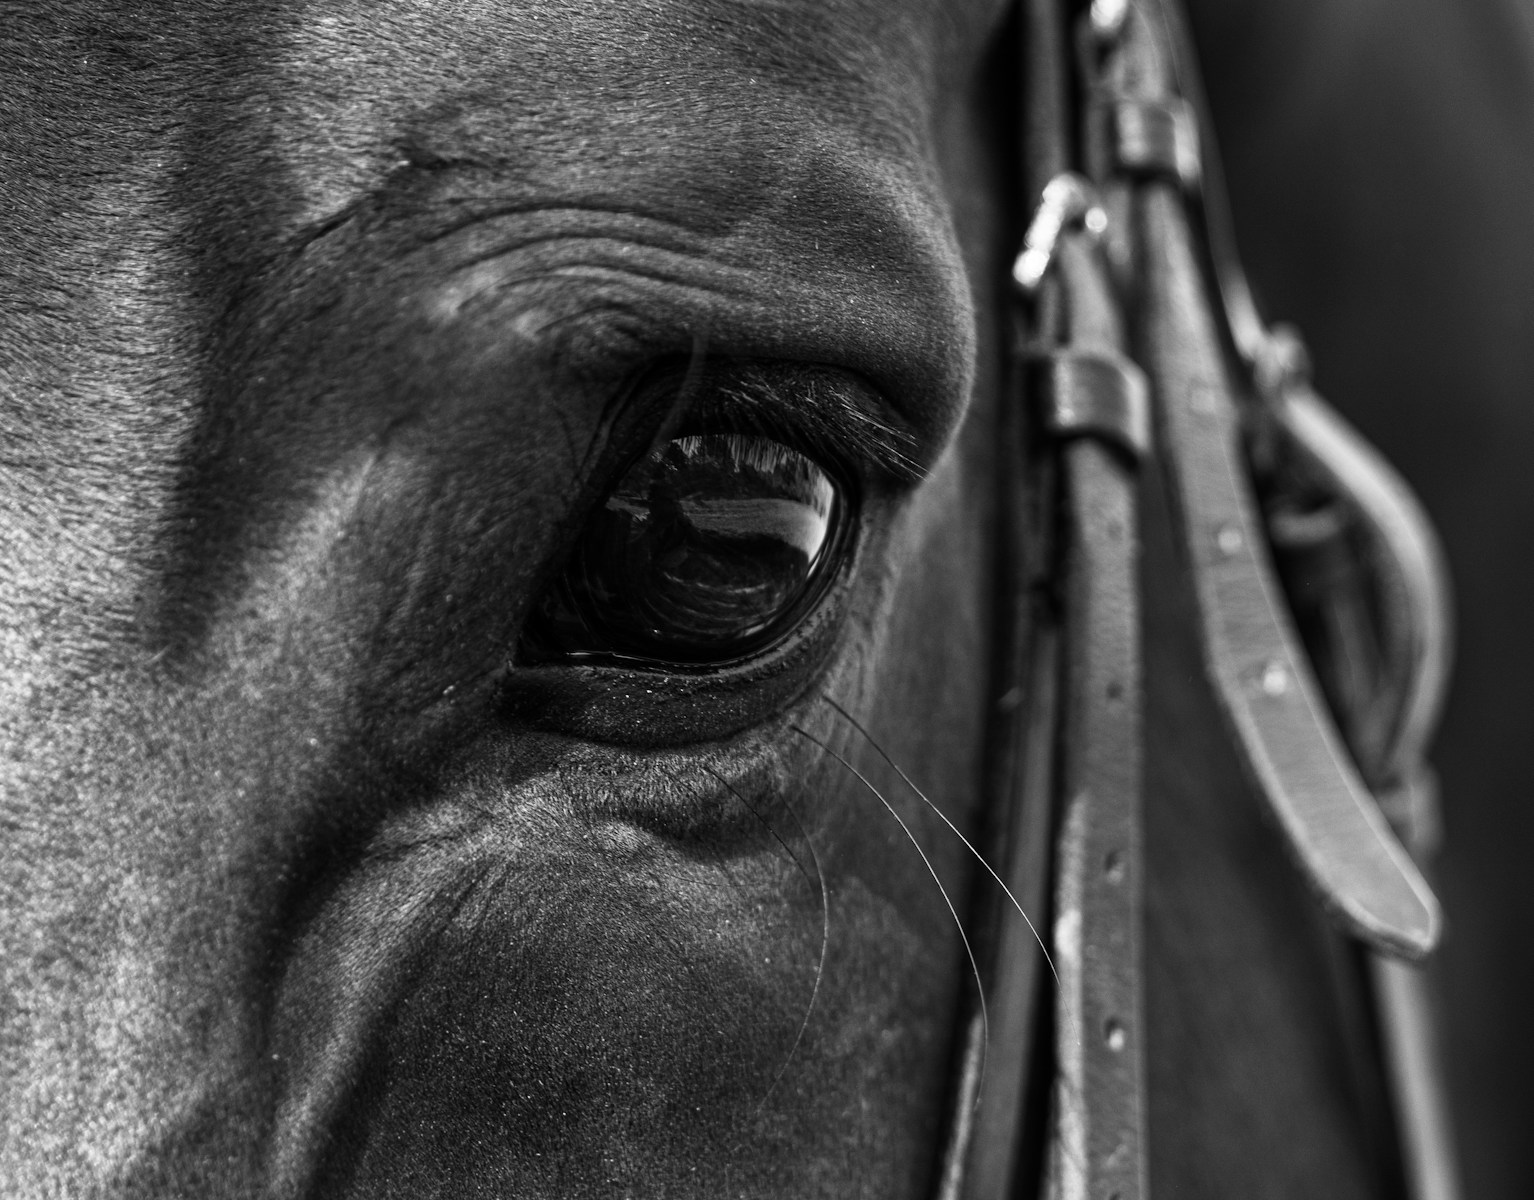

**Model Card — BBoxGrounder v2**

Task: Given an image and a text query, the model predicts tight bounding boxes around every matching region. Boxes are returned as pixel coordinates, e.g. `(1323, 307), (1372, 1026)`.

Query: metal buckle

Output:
(1013, 173), (1108, 293)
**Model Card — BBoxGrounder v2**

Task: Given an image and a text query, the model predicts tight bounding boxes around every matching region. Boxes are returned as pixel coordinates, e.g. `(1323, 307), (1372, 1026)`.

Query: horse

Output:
(0, 0), (1460, 1196)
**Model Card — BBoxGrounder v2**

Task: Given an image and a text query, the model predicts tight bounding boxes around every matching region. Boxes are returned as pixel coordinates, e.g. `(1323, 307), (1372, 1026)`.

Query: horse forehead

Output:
(250, 0), (1010, 230)
(266, 0), (1004, 91)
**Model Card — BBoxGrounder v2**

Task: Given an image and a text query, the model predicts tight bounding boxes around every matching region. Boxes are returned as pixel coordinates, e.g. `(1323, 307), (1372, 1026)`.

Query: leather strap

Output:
(1039, 236), (1149, 1200)
(935, 4), (1086, 1193)
(1106, 97), (1200, 187)
(1101, 7), (1463, 1200)
(1100, 0), (1441, 961)
(939, 4), (1460, 1199)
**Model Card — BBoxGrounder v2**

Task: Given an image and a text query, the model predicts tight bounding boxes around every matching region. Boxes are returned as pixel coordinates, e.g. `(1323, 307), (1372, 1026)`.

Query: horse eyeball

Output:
(523, 433), (848, 667)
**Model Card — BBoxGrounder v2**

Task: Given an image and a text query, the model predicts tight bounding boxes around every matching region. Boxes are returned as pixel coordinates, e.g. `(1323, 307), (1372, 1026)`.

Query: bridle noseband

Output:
(937, 2), (1461, 1197)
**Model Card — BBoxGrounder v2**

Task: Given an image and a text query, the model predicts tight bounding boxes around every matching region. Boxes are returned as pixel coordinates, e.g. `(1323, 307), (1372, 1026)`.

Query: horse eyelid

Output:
(643, 362), (924, 487)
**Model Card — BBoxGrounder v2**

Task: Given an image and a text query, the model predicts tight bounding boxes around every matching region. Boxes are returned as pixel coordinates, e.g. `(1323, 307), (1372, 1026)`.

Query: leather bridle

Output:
(935, 2), (1462, 1197)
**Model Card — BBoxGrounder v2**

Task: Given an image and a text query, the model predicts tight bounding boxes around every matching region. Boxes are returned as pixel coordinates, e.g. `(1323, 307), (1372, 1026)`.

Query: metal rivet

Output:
(1104, 1018), (1127, 1051)
(1259, 660), (1291, 697)
(1216, 524), (1243, 556)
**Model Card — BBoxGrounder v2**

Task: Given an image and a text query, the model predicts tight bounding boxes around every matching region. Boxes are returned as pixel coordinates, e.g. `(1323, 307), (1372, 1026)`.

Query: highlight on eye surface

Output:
(523, 432), (848, 666)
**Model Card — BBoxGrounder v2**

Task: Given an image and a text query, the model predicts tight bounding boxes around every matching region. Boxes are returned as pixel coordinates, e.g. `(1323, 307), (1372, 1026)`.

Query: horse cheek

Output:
(268, 804), (911, 1197)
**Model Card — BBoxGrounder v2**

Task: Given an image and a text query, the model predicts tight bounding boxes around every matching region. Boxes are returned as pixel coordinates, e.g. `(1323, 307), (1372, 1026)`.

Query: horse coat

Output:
(0, 1), (1447, 1196)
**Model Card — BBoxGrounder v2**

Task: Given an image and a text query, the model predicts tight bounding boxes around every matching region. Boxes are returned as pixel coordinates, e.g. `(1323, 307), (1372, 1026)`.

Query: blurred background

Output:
(1185, 0), (1534, 1195)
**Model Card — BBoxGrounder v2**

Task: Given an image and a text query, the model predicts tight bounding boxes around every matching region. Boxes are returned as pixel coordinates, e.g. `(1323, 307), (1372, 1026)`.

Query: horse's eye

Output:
(522, 433), (849, 666)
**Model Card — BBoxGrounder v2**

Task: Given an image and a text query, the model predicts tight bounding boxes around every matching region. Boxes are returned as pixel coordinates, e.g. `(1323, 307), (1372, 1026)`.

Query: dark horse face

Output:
(1, 1), (1402, 1196)
(2, 0), (1015, 1195)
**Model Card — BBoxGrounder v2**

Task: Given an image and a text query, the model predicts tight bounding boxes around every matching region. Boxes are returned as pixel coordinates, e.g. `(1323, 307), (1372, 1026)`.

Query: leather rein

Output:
(934, 2), (1462, 1197)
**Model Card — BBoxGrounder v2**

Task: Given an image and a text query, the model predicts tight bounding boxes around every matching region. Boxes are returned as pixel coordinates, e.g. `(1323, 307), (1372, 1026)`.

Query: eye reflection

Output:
(523, 433), (848, 666)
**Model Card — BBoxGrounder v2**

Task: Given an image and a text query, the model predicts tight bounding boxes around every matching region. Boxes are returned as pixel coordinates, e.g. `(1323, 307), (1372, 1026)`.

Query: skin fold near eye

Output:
(522, 432), (849, 666)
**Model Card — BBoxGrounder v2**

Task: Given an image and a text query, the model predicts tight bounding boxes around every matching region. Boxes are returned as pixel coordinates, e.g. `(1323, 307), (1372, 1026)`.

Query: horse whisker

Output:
(767, 789), (830, 1109)
(702, 765), (830, 1112)
(790, 723), (989, 1110)
(702, 765), (815, 894)
(822, 695), (1059, 986)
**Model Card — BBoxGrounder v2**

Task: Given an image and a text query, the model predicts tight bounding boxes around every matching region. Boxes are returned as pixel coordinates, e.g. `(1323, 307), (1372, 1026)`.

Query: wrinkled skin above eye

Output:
(524, 433), (848, 667)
